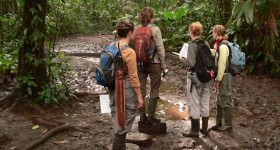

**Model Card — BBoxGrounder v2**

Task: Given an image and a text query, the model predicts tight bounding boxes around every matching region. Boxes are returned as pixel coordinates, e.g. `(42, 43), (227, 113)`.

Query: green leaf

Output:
(57, 52), (65, 59)
(0, 58), (13, 65)
(32, 125), (40, 129)
(174, 7), (185, 20)
(24, 29), (28, 36)
(162, 11), (173, 19)
(243, 0), (254, 24)
(56, 84), (63, 91)
(27, 87), (32, 95)
(233, 0), (254, 24)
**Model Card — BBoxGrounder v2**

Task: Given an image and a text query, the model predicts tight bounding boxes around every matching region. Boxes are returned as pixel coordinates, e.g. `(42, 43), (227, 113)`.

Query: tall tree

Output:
(18, 0), (48, 98)
(0, 1), (3, 47)
(219, 0), (232, 25)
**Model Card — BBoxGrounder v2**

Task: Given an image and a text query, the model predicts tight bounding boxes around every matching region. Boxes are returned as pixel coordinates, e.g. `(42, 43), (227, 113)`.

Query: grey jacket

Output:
(180, 39), (210, 69)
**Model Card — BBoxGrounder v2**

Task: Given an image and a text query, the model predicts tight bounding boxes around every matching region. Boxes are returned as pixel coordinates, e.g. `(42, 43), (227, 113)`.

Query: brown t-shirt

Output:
(120, 47), (140, 88)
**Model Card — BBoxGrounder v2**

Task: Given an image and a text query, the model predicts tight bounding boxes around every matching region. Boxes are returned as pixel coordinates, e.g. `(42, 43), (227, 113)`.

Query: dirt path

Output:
(0, 35), (280, 150)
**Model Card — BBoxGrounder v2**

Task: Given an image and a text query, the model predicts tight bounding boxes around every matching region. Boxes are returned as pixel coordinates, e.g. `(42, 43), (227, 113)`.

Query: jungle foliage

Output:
(0, 0), (279, 103)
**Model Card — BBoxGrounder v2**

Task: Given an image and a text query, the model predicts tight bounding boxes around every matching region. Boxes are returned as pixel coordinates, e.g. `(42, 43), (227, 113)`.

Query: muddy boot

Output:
(148, 97), (161, 123)
(182, 118), (200, 138)
(139, 107), (147, 123)
(200, 117), (209, 136)
(210, 105), (223, 130)
(218, 107), (233, 131)
(112, 133), (126, 150)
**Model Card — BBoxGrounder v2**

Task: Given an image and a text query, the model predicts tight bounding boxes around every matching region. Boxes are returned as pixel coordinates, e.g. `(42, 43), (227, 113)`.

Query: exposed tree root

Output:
(35, 118), (63, 127)
(24, 122), (93, 150)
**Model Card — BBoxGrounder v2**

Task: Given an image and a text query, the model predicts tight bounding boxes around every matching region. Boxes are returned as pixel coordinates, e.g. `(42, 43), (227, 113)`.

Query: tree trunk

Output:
(219, 0), (232, 25)
(18, 0), (48, 99)
(0, 1), (3, 47)
(13, 0), (18, 14)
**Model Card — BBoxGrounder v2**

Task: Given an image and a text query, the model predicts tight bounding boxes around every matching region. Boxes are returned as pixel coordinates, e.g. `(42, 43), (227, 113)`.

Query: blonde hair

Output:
(213, 25), (228, 40)
(188, 22), (203, 37)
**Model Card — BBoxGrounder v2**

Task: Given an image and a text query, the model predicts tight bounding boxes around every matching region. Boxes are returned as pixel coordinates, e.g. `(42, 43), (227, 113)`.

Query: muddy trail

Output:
(0, 35), (280, 150)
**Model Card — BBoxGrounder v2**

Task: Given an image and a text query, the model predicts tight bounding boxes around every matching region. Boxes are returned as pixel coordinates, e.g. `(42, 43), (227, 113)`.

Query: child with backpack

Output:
(180, 22), (213, 137)
(106, 21), (144, 150)
(211, 24), (233, 131)
(133, 7), (167, 124)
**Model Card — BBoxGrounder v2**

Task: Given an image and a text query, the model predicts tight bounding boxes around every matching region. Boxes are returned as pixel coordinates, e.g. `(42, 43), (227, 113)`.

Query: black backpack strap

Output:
(117, 43), (130, 70)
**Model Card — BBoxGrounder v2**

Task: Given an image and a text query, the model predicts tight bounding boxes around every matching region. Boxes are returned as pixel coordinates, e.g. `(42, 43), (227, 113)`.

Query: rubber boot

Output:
(148, 97), (161, 123)
(139, 107), (147, 123)
(182, 118), (200, 138)
(210, 105), (223, 130)
(218, 107), (233, 131)
(112, 133), (126, 150)
(200, 117), (209, 136)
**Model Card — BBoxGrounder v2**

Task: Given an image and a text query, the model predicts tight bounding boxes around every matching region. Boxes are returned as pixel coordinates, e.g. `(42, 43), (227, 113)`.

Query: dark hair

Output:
(116, 21), (134, 38)
(140, 7), (154, 27)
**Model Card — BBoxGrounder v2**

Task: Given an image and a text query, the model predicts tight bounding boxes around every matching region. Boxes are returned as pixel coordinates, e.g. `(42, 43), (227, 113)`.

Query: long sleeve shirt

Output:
(134, 23), (166, 69)
(149, 23), (166, 69)
(121, 47), (140, 88)
(215, 44), (229, 81)
(179, 39), (210, 69)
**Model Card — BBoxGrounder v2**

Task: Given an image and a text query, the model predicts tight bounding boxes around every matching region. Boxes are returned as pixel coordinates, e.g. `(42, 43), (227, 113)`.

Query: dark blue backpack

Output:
(95, 43), (129, 88)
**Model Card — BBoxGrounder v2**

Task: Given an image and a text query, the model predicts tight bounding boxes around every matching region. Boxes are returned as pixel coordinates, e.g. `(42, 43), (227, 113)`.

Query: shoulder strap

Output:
(117, 43), (130, 70)
(217, 41), (232, 67)
(119, 45), (130, 51)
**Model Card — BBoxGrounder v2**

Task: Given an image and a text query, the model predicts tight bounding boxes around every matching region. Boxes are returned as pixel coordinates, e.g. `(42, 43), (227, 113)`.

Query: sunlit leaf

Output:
(174, 7), (185, 20)
(32, 125), (40, 129)
(162, 11), (173, 19)
(63, 113), (69, 117)
(57, 52), (65, 59)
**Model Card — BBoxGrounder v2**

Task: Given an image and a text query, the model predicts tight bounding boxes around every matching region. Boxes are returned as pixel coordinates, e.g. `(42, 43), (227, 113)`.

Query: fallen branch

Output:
(24, 123), (93, 150)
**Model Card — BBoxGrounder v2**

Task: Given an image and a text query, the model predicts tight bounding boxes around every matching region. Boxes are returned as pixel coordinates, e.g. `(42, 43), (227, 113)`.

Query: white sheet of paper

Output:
(179, 43), (189, 59)
(172, 52), (180, 56)
(100, 94), (111, 113)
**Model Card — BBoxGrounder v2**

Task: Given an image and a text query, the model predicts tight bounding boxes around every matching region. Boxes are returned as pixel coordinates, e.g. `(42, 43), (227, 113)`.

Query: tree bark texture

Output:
(219, 0), (232, 25)
(18, 0), (48, 98)
(0, 1), (3, 47)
